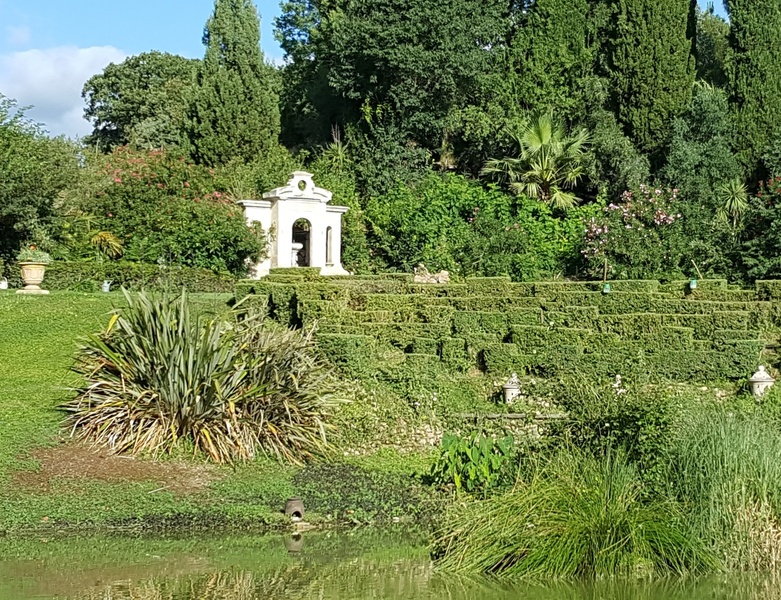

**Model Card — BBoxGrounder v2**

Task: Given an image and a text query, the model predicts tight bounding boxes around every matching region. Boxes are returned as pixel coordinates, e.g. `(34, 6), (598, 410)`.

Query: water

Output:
(0, 530), (777, 600)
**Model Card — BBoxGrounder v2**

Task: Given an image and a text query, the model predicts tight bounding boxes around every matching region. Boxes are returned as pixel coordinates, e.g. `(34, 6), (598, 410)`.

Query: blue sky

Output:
(0, 0), (728, 138)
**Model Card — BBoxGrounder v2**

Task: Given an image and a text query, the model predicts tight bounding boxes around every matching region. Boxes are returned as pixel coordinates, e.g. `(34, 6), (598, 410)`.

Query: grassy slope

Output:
(0, 292), (117, 478)
(0, 291), (433, 533)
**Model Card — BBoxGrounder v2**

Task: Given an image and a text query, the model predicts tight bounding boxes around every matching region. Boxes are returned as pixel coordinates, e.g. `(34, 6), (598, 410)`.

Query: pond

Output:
(0, 530), (777, 600)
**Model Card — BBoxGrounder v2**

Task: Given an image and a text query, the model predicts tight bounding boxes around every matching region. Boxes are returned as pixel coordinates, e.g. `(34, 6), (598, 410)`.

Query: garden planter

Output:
(17, 262), (49, 295)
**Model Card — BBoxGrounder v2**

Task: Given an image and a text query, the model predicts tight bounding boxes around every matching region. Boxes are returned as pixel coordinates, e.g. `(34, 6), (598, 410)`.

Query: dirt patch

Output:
(12, 444), (219, 495)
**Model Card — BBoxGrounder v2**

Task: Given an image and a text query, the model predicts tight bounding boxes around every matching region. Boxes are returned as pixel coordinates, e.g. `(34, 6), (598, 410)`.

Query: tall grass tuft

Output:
(668, 410), (781, 571)
(63, 290), (342, 464)
(433, 450), (715, 579)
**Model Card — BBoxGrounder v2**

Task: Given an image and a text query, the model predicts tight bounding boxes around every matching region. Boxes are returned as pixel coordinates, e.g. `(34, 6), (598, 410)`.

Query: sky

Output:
(0, 0), (729, 139)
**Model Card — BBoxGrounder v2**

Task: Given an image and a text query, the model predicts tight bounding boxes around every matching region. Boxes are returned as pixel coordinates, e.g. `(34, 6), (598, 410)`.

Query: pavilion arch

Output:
(239, 171), (349, 277)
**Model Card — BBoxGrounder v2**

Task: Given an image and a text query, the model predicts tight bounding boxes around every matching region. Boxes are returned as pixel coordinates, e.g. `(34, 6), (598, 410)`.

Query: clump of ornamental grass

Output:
(432, 450), (715, 579)
(668, 410), (781, 571)
(63, 289), (343, 464)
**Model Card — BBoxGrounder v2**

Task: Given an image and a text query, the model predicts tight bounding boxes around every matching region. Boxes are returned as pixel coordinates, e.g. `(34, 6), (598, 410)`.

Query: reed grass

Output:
(433, 450), (715, 579)
(668, 410), (781, 571)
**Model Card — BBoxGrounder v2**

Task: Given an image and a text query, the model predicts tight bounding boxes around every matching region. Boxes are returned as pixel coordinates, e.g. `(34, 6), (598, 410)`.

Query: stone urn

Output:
(18, 262), (49, 295)
(750, 366), (775, 399)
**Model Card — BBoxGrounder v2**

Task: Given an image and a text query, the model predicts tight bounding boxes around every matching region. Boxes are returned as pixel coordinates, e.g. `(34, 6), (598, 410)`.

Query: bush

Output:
(74, 147), (264, 275)
(433, 450), (715, 578)
(64, 290), (343, 464)
(365, 173), (590, 279)
(43, 261), (236, 292)
(548, 378), (683, 489)
(292, 462), (439, 523)
(582, 185), (687, 279)
(739, 178), (781, 281)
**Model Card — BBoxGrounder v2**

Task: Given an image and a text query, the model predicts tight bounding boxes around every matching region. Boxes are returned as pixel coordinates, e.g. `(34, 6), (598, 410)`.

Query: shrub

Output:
(433, 450), (715, 579)
(582, 185), (687, 279)
(42, 261), (236, 293)
(739, 177), (781, 281)
(365, 173), (591, 279)
(75, 147), (265, 275)
(548, 378), (683, 489)
(64, 290), (343, 464)
(292, 462), (439, 523)
(429, 431), (514, 497)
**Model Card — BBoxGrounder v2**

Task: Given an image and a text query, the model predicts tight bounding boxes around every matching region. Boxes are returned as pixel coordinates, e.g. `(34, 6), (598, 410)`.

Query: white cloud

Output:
(0, 45), (127, 138)
(5, 26), (31, 46)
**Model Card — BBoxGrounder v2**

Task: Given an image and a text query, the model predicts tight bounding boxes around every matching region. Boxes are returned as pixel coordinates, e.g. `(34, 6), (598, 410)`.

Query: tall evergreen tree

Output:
(727, 0), (781, 174)
(605, 0), (696, 155)
(696, 4), (730, 88)
(508, 0), (595, 121)
(187, 0), (280, 166)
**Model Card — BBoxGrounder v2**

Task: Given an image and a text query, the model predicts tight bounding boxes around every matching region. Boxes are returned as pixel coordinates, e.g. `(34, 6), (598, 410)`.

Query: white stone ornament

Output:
(239, 171), (350, 277)
(750, 366), (775, 399)
(503, 373), (522, 403)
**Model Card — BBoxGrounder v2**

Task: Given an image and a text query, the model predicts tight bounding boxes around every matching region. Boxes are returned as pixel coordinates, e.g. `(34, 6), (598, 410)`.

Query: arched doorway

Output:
(292, 218), (311, 267)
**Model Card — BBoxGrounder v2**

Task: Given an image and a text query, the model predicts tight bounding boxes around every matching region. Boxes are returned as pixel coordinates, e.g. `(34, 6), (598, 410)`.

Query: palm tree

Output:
(482, 112), (590, 210)
(716, 177), (749, 230)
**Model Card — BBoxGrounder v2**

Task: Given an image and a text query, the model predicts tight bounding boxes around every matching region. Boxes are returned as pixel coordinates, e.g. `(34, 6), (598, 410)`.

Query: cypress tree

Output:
(727, 0), (781, 172)
(508, 0), (594, 121)
(606, 0), (696, 155)
(187, 0), (280, 166)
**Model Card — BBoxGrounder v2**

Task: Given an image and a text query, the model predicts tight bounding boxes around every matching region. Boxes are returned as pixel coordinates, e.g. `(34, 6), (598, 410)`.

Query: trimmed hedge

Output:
(236, 275), (779, 384)
(35, 261), (236, 293)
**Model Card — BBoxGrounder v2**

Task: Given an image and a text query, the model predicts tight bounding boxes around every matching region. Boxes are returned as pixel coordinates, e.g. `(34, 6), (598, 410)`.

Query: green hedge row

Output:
(10, 261), (236, 293)
(237, 275), (779, 383)
(481, 342), (764, 382)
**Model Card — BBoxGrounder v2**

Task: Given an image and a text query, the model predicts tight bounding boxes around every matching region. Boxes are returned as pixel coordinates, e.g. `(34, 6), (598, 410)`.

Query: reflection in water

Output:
(283, 533), (304, 554)
(1, 531), (781, 600)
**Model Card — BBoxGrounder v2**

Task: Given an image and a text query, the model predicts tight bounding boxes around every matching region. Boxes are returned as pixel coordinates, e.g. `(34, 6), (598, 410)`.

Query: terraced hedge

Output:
(237, 273), (780, 384)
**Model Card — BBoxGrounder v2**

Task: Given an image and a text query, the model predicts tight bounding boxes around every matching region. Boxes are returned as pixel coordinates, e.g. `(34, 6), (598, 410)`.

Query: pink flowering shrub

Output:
(581, 185), (687, 279)
(88, 147), (264, 274)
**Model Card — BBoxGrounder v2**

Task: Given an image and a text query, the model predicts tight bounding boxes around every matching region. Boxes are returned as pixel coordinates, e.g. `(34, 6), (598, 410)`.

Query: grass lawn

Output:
(0, 291), (435, 533)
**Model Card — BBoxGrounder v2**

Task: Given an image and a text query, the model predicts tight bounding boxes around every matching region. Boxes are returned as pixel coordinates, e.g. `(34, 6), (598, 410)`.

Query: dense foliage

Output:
(605, 0), (696, 156)
(582, 185), (687, 279)
(5, 0), (781, 283)
(728, 0), (781, 172)
(82, 52), (198, 151)
(0, 96), (79, 267)
(73, 147), (265, 274)
(186, 0), (280, 166)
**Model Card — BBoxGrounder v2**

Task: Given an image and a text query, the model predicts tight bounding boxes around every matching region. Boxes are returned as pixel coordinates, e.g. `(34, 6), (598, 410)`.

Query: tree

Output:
(482, 112), (590, 210)
(727, 0), (781, 174)
(696, 3), (730, 88)
(82, 52), (198, 151)
(605, 0), (697, 155)
(660, 83), (741, 274)
(275, 0), (508, 155)
(187, 0), (281, 166)
(507, 0), (595, 121)
(0, 95), (79, 262)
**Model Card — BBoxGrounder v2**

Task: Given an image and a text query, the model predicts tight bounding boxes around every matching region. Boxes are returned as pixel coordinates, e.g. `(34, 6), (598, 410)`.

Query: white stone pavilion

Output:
(239, 171), (350, 278)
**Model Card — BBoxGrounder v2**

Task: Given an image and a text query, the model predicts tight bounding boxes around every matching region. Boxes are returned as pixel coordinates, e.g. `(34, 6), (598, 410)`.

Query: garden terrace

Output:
(237, 273), (781, 384)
